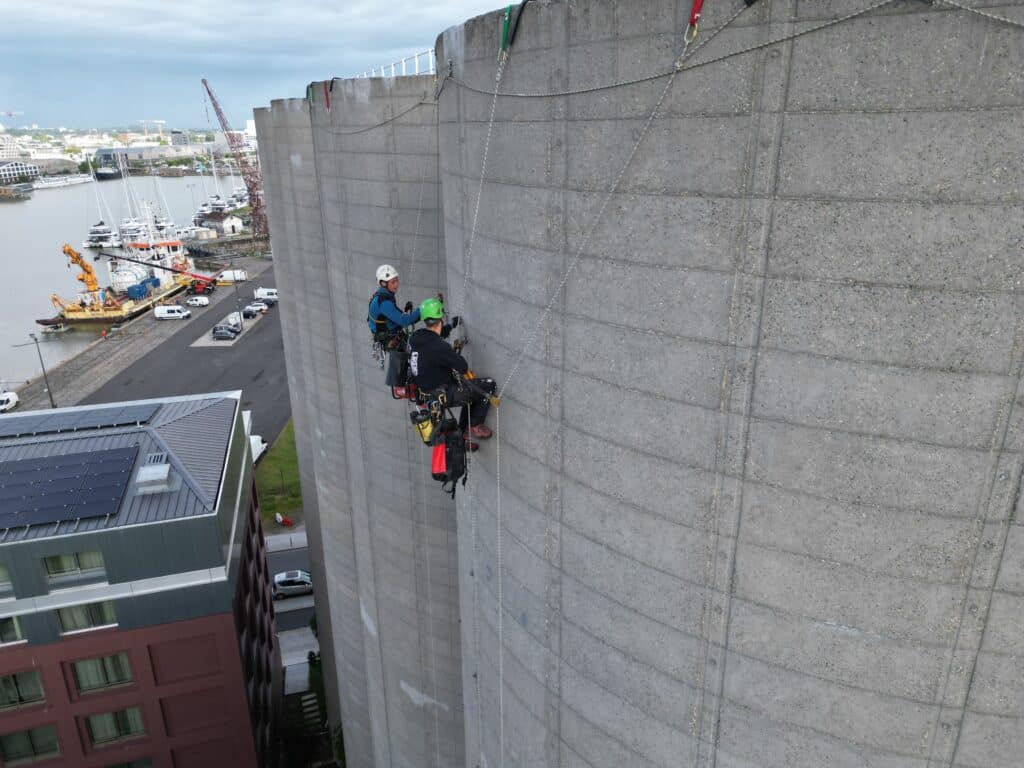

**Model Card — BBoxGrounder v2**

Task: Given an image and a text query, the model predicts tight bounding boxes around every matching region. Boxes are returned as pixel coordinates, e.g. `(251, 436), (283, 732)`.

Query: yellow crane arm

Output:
(61, 243), (100, 293)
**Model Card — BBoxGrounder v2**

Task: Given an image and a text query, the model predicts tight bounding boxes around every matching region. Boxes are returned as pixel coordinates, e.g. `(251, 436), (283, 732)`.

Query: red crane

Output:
(201, 78), (267, 237)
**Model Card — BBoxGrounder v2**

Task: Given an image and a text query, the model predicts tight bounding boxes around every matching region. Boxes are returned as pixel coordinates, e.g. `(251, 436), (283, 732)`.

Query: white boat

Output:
(34, 174), (94, 190)
(82, 220), (123, 250)
(119, 216), (146, 240)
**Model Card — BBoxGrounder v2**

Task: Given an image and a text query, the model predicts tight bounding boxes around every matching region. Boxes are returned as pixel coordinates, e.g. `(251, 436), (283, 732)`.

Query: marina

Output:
(0, 174), (254, 384)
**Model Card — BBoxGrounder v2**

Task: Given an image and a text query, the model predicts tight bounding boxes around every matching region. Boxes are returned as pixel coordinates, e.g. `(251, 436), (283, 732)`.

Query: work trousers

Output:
(445, 378), (496, 431)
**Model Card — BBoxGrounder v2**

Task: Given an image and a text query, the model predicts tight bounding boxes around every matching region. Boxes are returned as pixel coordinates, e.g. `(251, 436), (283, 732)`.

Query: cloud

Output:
(7, 1), (501, 127)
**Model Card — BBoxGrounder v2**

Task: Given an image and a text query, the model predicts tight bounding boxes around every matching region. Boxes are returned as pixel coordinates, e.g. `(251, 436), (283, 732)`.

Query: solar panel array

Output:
(0, 446), (139, 529)
(0, 403), (160, 440)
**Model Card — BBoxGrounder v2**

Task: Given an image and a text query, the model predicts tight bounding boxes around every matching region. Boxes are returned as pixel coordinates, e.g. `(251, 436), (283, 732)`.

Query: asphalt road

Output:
(81, 273), (291, 441)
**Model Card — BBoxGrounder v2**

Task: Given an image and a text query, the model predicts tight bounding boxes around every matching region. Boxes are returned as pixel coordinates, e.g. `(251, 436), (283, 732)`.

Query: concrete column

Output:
(437, 1), (1024, 766)
(292, 72), (464, 768)
(256, 98), (374, 766)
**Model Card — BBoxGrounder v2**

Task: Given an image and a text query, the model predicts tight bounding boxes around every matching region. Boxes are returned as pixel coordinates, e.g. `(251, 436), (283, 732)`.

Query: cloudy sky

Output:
(3, 1), (501, 130)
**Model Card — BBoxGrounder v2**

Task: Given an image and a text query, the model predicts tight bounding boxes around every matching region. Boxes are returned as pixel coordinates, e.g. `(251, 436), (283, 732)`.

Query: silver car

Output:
(273, 570), (313, 599)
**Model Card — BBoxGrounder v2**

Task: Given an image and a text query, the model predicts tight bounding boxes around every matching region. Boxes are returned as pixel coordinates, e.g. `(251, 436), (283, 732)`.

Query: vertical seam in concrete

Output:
(931, 319), (1024, 766)
(549, 5), (569, 765)
(706, 3), (797, 765)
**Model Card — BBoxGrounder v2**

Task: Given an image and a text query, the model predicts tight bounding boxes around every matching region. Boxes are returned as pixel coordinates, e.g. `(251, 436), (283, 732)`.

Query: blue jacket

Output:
(367, 287), (420, 335)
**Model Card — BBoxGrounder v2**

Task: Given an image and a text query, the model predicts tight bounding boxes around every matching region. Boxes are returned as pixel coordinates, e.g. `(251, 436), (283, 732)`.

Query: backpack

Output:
(431, 429), (467, 498)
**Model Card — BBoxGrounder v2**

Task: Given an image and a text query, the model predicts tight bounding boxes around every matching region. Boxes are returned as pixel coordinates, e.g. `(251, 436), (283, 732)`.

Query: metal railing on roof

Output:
(355, 50), (436, 78)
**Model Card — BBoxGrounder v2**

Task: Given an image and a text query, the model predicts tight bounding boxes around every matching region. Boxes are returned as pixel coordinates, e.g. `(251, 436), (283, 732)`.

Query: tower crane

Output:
(201, 79), (267, 236)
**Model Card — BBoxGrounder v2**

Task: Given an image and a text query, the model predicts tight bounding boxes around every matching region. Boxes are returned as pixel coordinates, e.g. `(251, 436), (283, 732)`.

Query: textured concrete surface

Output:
(259, 0), (1024, 766)
(435, 1), (1024, 767)
(258, 74), (462, 768)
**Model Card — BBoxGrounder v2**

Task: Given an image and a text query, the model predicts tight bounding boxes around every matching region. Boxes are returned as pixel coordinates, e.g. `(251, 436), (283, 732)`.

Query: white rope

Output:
(415, 436), (443, 767)
(458, 53), (509, 315)
(495, 404), (504, 767)
(937, 0), (1024, 30)
(409, 156), (428, 277)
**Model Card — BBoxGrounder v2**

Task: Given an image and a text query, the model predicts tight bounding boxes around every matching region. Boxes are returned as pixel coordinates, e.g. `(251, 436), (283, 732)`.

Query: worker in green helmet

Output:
(409, 297), (495, 443)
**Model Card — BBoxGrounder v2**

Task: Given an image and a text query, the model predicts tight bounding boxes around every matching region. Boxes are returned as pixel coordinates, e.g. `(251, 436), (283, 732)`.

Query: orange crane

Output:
(201, 79), (267, 237)
(62, 244), (100, 292)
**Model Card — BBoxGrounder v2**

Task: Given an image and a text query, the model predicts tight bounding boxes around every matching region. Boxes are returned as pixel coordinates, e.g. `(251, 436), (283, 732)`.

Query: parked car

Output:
(254, 287), (278, 302)
(248, 301), (270, 312)
(242, 307), (259, 319)
(0, 391), (18, 413)
(273, 570), (313, 599)
(153, 305), (191, 320)
(185, 296), (210, 307)
(244, 302), (268, 315)
(211, 325), (237, 341)
(250, 435), (268, 463)
(224, 312), (243, 332)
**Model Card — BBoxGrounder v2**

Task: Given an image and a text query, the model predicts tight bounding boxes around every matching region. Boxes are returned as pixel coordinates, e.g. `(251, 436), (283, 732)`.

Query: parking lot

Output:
(81, 271), (291, 441)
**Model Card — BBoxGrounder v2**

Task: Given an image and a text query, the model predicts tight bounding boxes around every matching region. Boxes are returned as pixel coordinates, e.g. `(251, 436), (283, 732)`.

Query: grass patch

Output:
(255, 420), (303, 525)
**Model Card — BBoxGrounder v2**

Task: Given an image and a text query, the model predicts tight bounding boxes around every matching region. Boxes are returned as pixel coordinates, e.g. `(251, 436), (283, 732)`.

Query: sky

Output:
(2, 1), (501, 131)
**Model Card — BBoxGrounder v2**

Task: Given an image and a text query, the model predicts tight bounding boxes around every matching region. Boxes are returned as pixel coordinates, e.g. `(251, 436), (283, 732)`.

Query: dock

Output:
(16, 256), (274, 411)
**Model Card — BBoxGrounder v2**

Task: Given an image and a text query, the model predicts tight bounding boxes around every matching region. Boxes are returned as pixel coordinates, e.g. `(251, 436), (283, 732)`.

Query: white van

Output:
(154, 305), (191, 320)
(254, 287), (278, 302)
(221, 269), (248, 283)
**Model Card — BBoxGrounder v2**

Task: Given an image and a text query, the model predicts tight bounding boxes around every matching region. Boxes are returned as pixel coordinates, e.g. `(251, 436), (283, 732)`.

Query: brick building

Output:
(0, 393), (279, 767)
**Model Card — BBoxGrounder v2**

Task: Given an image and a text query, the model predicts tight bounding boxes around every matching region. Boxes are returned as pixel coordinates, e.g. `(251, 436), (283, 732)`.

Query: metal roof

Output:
(0, 393), (241, 544)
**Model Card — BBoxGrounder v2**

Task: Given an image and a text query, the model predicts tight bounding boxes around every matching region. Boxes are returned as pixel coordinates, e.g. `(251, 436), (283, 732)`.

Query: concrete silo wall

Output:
(436, 1), (1024, 767)
(255, 99), (374, 766)
(258, 77), (463, 767)
(306, 75), (463, 768)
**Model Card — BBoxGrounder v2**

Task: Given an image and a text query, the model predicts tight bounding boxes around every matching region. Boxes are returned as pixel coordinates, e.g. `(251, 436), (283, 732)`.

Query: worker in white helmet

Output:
(367, 264), (419, 344)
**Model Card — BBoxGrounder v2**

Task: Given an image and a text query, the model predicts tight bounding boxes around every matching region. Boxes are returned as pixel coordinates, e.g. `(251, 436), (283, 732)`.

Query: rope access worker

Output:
(409, 297), (496, 445)
(367, 264), (419, 344)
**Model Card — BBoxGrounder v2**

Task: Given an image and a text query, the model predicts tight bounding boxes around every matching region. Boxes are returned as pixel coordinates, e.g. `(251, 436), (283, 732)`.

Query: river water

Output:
(0, 173), (239, 388)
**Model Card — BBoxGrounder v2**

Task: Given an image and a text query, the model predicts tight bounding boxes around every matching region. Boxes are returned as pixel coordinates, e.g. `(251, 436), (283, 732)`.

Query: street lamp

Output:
(23, 333), (56, 408)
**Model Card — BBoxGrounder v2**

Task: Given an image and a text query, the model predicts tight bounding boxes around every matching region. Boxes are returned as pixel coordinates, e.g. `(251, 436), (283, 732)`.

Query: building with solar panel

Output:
(0, 393), (279, 768)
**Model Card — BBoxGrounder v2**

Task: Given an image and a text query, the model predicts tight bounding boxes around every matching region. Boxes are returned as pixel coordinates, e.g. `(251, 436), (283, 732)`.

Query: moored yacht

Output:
(82, 220), (123, 250)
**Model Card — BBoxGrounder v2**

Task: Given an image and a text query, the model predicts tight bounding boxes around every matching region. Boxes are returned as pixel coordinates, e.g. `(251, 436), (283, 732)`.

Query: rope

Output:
(409, 156), (428, 276)
(494, 0), (903, 399)
(457, 53), (509, 315)
(937, 0), (1024, 29)
(315, 98), (436, 136)
(451, 0), (899, 101)
(415, 432), (443, 767)
(495, 404), (505, 768)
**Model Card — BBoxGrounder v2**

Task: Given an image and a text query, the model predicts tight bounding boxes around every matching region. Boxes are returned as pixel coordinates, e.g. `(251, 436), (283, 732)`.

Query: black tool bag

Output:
(431, 429), (467, 498)
(385, 348), (408, 387)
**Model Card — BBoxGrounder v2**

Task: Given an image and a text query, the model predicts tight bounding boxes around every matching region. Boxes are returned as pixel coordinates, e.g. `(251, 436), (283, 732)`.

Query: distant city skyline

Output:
(4, 1), (500, 130)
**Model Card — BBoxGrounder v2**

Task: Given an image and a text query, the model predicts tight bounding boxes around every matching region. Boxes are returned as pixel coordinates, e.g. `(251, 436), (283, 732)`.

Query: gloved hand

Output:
(450, 315), (460, 329)
(404, 301), (414, 313)
(441, 323), (453, 339)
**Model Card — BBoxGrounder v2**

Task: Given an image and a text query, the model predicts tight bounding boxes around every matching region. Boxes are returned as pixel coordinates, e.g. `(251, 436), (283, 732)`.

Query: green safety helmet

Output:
(419, 297), (444, 321)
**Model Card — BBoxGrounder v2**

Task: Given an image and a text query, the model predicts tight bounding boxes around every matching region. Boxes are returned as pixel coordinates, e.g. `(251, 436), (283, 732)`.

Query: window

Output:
(0, 670), (44, 708)
(86, 707), (145, 746)
(73, 653), (133, 693)
(44, 551), (105, 578)
(0, 616), (23, 643)
(57, 601), (117, 633)
(0, 725), (59, 762)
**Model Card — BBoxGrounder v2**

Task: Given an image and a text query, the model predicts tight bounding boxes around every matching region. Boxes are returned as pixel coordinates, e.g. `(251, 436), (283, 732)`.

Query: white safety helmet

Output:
(376, 264), (399, 283)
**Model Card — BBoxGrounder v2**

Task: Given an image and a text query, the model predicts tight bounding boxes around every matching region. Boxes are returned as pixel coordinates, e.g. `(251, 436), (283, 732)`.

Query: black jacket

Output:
(408, 328), (468, 391)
